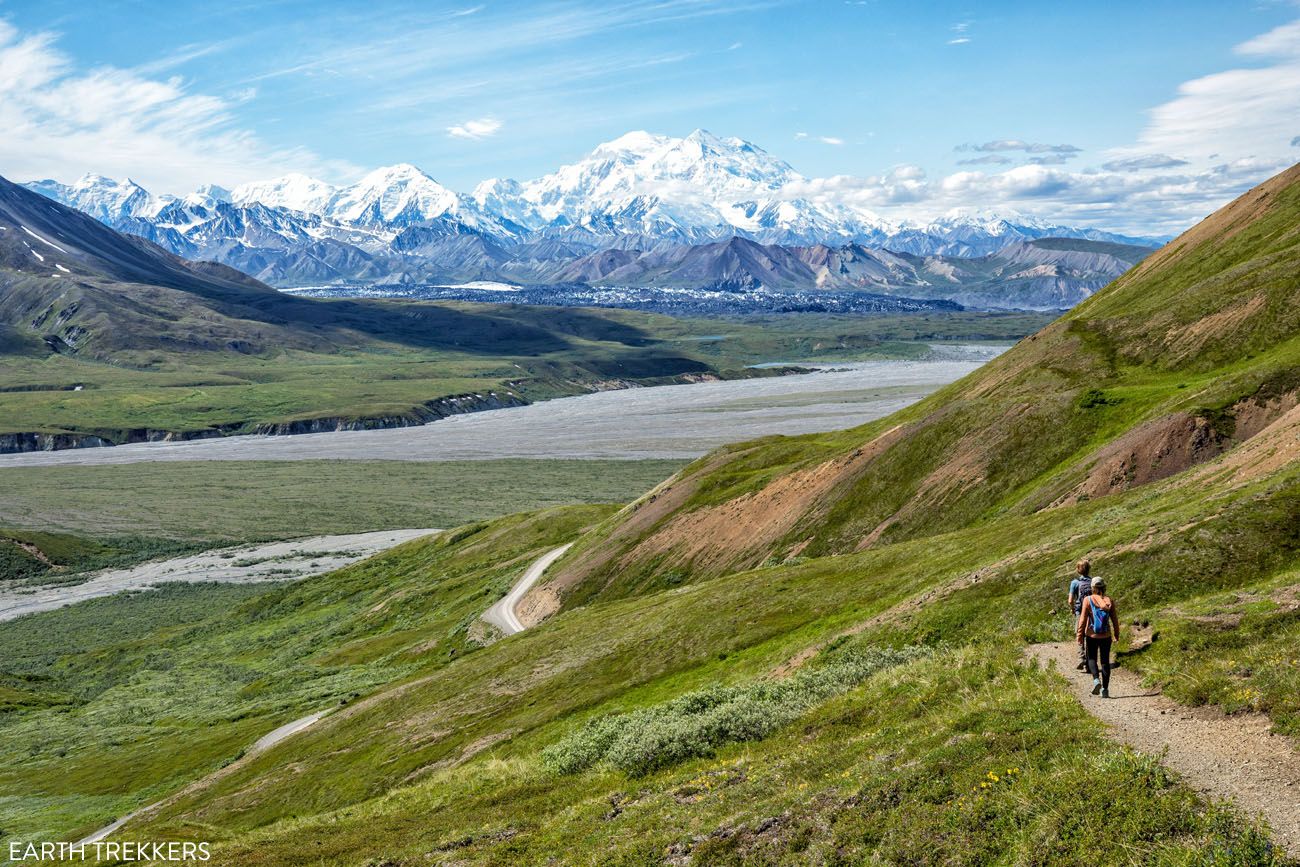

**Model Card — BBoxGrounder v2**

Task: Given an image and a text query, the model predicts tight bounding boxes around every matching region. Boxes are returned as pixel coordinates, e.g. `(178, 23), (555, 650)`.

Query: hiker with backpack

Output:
(1067, 560), (1094, 671)
(1076, 576), (1120, 698)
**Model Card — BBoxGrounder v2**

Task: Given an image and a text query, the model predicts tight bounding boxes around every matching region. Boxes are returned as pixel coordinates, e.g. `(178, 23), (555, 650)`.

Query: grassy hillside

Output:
(0, 507), (607, 844)
(1, 423), (1289, 861)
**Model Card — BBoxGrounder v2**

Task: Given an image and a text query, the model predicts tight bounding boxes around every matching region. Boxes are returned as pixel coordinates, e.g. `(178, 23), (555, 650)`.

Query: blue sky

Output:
(2, 0), (1299, 232)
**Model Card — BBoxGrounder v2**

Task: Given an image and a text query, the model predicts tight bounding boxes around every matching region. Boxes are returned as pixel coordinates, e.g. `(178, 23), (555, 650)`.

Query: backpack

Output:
(1073, 577), (1092, 610)
(1088, 596), (1111, 636)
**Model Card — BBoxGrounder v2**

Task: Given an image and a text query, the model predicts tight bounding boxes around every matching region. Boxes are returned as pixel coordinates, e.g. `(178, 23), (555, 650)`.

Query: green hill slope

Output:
(118, 426), (1300, 863)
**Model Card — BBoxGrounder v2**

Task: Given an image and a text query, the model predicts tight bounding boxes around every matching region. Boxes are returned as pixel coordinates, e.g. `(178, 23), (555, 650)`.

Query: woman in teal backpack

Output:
(1076, 577), (1120, 698)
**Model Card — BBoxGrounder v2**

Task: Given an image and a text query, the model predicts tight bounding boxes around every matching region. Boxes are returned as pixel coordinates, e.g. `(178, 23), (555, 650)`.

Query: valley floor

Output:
(0, 529), (441, 622)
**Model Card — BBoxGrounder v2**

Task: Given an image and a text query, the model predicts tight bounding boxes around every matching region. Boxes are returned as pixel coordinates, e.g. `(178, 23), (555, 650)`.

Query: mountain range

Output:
(0, 174), (729, 364)
(24, 130), (1161, 308)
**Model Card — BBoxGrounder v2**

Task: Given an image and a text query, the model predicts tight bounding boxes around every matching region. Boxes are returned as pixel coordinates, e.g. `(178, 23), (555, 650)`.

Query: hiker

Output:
(1077, 577), (1120, 698)
(1067, 560), (1094, 670)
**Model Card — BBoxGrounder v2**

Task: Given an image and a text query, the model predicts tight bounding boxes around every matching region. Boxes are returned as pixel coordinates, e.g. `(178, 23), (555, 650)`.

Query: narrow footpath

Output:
(1029, 642), (1300, 856)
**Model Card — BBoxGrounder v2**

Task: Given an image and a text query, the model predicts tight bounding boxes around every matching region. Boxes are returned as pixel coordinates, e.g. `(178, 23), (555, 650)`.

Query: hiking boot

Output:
(1101, 688), (1110, 699)
(1075, 661), (1087, 671)
(1091, 680), (1102, 695)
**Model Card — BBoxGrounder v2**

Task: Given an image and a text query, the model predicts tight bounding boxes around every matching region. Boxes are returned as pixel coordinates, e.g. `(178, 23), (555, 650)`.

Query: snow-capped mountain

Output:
(230, 173), (335, 214)
(884, 208), (1154, 257)
(22, 129), (1162, 299)
(26, 174), (169, 224)
(480, 129), (890, 245)
(228, 164), (519, 238)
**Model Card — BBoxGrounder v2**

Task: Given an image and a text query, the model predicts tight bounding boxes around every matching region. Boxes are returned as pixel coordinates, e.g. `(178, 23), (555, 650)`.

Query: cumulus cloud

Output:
(0, 19), (350, 194)
(1126, 17), (1300, 163)
(447, 117), (503, 139)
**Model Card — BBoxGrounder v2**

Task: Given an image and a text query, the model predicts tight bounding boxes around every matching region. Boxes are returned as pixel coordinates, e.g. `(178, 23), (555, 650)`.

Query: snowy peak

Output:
(231, 173), (335, 214)
(30, 173), (165, 222)
(326, 164), (465, 227)
(592, 130), (674, 158)
(505, 129), (815, 237)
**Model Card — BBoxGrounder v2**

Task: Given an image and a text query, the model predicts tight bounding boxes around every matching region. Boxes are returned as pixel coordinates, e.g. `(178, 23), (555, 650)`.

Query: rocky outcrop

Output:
(249, 390), (528, 436)
(0, 432), (116, 453)
(0, 390), (530, 454)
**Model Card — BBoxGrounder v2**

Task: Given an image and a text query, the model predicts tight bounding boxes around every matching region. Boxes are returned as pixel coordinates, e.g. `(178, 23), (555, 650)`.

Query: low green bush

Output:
(543, 645), (930, 776)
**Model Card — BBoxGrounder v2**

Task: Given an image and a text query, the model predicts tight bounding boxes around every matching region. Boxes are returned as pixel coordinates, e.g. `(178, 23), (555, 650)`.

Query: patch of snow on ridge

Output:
(21, 225), (68, 253)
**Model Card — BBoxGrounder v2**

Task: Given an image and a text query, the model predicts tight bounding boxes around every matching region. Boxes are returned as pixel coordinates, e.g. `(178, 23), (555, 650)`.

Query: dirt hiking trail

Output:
(1029, 642), (1300, 856)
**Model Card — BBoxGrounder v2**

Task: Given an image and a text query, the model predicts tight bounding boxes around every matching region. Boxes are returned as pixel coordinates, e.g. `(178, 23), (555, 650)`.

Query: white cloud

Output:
(794, 132), (843, 145)
(958, 139), (1081, 155)
(0, 19), (351, 194)
(957, 154), (1012, 166)
(947, 37), (970, 45)
(1101, 154), (1188, 172)
(447, 117), (503, 139)
(1123, 17), (1300, 163)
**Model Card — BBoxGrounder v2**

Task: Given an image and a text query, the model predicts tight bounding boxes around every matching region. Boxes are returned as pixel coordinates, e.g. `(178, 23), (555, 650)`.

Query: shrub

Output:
(542, 645), (929, 776)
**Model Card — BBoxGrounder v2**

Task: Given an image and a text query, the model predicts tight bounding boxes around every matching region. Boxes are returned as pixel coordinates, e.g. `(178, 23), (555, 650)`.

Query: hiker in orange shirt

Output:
(1076, 577), (1120, 698)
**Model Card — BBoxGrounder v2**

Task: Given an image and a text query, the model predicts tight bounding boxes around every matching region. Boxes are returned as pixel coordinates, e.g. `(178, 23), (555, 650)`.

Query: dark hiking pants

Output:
(1084, 636), (1112, 689)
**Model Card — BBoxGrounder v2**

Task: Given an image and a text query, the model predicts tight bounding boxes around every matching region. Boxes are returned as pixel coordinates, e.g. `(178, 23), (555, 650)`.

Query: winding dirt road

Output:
(1029, 642), (1300, 856)
(482, 543), (573, 635)
(75, 709), (330, 846)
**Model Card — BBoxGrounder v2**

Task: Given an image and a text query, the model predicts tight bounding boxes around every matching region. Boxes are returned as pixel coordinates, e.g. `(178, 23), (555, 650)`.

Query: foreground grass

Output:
(0, 459), (685, 540)
(0, 507), (605, 844)
(1127, 566), (1300, 737)
(184, 645), (1290, 866)
(97, 458), (1291, 856)
(1, 453), (1295, 861)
